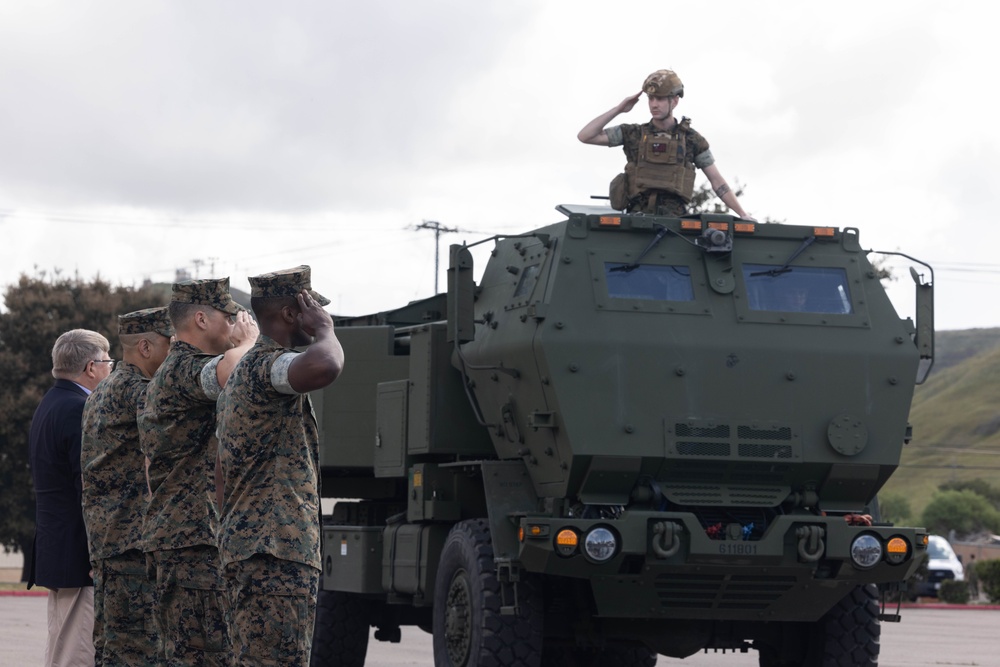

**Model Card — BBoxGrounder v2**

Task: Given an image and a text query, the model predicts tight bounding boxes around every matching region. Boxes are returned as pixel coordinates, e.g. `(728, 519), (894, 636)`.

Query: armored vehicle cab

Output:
(311, 205), (933, 666)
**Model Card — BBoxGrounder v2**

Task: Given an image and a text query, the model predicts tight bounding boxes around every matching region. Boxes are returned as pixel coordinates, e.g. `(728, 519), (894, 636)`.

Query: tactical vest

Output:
(610, 118), (695, 211)
(618, 118), (697, 206)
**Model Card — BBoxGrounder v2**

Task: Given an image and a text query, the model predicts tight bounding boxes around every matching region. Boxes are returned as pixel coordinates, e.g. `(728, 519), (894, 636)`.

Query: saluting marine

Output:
(138, 278), (258, 667)
(82, 307), (173, 667)
(217, 266), (344, 665)
(578, 68), (752, 219)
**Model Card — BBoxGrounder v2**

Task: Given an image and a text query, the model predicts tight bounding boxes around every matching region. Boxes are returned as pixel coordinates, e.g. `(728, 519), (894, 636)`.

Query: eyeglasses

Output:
(92, 359), (116, 370)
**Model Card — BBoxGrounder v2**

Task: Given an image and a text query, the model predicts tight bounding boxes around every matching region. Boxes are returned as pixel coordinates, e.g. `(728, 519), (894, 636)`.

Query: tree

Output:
(878, 491), (912, 526)
(939, 479), (1000, 510)
(0, 271), (169, 581)
(920, 489), (1000, 539)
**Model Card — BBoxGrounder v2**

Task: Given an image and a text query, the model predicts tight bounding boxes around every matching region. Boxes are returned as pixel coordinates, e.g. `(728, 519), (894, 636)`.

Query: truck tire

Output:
(310, 589), (370, 667)
(809, 584), (880, 666)
(756, 584), (880, 667)
(433, 519), (543, 667)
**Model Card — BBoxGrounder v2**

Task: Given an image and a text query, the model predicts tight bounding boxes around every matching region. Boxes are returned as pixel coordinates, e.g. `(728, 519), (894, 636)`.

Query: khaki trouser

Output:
(45, 586), (95, 667)
(224, 554), (320, 666)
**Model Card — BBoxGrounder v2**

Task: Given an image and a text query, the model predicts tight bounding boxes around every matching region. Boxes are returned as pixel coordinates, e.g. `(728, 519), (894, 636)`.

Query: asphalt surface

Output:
(1, 594), (997, 666)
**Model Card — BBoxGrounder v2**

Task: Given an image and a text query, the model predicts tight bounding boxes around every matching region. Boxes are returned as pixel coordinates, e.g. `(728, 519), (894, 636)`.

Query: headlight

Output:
(583, 527), (618, 562)
(885, 537), (910, 565)
(850, 534), (883, 569)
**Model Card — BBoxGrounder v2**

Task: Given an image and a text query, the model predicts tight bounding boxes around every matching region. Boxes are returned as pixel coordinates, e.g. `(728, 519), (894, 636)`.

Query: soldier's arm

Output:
(577, 92), (642, 145)
(215, 310), (260, 387)
(702, 163), (753, 220)
(287, 291), (345, 394)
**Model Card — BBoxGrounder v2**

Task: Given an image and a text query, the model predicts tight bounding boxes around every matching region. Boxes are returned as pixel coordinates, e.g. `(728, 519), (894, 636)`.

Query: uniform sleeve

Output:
(605, 125), (625, 147)
(270, 352), (302, 395)
(199, 355), (224, 400)
(688, 128), (714, 168)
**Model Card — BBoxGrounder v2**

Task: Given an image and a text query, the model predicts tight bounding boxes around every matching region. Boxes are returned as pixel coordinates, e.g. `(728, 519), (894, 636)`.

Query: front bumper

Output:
(516, 511), (927, 622)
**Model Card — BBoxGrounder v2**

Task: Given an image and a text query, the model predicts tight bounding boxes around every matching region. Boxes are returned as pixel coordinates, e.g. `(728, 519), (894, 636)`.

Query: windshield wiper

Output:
(750, 236), (816, 277)
(610, 224), (670, 273)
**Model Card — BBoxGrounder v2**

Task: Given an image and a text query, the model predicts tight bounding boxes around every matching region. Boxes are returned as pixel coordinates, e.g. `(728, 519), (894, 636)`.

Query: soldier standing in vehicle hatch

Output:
(578, 69), (753, 220)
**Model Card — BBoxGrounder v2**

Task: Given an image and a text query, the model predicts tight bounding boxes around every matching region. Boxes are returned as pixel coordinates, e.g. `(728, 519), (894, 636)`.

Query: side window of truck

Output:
(604, 263), (695, 302)
(742, 265), (853, 315)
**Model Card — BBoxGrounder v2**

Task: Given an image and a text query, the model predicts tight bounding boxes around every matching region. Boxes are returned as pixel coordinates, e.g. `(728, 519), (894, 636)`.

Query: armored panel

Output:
(407, 323), (493, 456)
(375, 380), (409, 478)
(316, 326), (408, 469)
(322, 525), (383, 594)
(381, 523), (449, 600)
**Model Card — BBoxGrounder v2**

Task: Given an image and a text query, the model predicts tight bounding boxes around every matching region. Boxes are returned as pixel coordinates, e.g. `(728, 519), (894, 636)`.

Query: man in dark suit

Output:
(29, 328), (113, 667)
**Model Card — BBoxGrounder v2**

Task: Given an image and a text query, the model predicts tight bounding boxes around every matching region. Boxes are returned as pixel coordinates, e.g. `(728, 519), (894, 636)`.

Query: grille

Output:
(655, 573), (797, 611)
(738, 443), (793, 459)
(738, 425), (792, 441)
(665, 484), (788, 507)
(677, 424), (730, 438)
(677, 442), (730, 457)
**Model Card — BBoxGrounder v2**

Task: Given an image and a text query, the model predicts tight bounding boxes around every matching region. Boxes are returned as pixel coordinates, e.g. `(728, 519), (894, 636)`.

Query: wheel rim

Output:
(444, 568), (473, 665)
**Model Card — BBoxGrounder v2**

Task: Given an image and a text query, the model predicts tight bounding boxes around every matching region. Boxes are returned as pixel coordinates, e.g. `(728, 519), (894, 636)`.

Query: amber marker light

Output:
(708, 222), (730, 231)
(599, 216), (621, 227)
(734, 222), (756, 234)
(680, 220), (703, 231)
(886, 537), (910, 564)
(518, 526), (525, 542)
(813, 227), (836, 237)
(555, 529), (579, 557)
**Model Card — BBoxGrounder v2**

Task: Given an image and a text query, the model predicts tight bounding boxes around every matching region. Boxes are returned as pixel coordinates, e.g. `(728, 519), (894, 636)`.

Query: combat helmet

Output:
(643, 69), (683, 98)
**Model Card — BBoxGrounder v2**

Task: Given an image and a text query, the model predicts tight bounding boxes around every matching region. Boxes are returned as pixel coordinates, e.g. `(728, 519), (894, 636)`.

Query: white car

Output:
(915, 535), (965, 597)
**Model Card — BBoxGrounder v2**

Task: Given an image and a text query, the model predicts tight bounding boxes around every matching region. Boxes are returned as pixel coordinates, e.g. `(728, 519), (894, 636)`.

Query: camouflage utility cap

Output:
(171, 277), (240, 315)
(118, 307), (174, 337)
(643, 69), (684, 98)
(249, 265), (330, 306)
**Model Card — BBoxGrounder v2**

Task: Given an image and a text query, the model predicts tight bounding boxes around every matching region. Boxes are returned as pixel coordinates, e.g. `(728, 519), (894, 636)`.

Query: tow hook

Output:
(796, 525), (826, 562)
(651, 521), (683, 558)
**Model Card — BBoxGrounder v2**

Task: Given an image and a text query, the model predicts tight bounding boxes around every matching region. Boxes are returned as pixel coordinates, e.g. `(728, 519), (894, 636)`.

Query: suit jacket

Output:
(28, 379), (94, 589)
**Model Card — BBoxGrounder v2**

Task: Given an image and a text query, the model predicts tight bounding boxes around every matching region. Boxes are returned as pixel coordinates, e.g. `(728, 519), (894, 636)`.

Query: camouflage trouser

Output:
(628, 191), (687, 216)
(223, 554), (320, 666)
(147, 545), (231, 667)
(93, 550), (158, 666)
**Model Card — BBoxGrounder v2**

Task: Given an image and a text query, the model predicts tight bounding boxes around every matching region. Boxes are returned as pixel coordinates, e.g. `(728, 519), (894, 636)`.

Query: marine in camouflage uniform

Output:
(217, 266), (344, 666)
(138, 278), (258, 667)
(82, 307), (173, 667)
(577, 68), (752, 219)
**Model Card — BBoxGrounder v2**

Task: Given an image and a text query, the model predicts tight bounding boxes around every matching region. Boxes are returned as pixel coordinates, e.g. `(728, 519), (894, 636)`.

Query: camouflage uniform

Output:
(82, 307), (172, 667)
(139, 279), (240, 667)
(218, 267), (330, 665)
(606, 120), (713, 216)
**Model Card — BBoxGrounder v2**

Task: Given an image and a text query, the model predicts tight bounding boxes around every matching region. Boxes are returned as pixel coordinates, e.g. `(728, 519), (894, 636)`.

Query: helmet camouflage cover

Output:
(643, 69), (684, 98)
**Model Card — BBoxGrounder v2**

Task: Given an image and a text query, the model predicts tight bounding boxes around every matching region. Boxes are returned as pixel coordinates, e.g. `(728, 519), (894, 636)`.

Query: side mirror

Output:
(909, 266), (934, 384)
(448, 244), (475, 343)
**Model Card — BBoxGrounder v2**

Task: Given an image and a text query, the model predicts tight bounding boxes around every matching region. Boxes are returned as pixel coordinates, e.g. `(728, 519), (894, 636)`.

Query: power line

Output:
(413, 220), (460, 294)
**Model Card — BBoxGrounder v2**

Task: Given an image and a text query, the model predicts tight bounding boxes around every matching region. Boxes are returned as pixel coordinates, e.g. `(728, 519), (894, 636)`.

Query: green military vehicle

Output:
(309, 205), (933, 666)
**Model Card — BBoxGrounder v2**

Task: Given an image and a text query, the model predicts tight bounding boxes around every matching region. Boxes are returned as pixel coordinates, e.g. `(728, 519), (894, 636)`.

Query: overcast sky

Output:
(1, 1), (997, 331)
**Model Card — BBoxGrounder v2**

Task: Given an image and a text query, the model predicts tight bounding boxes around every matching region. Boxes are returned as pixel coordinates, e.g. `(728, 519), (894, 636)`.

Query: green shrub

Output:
(938, 579), (969, 604)
(976, 559), (1000, 604)
(921, 490), (1000, 537)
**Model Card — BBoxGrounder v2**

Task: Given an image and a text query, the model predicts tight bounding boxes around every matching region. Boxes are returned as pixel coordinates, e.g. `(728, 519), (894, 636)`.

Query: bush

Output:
(938, 579), (969, 604)
(976, 559), (1000, 604)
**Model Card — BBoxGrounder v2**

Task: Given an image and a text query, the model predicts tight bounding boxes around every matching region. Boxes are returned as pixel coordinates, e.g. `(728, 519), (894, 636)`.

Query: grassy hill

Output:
(881, 328), (1000, 519)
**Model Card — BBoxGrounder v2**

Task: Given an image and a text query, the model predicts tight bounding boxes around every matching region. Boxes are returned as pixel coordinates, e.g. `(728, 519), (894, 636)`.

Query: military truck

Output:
(309, 205), (933, 666)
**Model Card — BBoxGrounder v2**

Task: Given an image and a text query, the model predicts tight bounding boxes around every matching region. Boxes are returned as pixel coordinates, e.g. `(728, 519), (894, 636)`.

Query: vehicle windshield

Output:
(742, 265), (853, 314)
(605, 263), (694, 302)
(927, 539), (954, 560)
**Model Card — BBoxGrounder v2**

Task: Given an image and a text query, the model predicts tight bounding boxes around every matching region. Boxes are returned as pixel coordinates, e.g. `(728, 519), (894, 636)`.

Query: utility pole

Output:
(414, 220), (459, 293)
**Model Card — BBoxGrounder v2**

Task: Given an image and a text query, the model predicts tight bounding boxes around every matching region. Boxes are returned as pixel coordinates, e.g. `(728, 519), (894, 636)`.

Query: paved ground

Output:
(1, 594), (997, 666)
